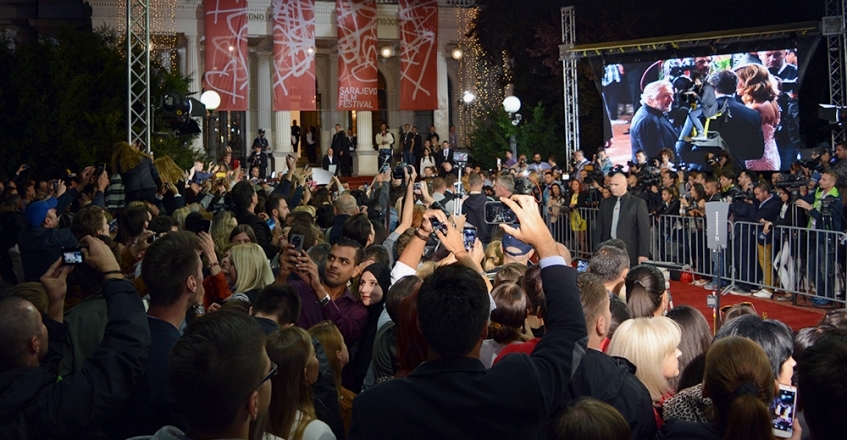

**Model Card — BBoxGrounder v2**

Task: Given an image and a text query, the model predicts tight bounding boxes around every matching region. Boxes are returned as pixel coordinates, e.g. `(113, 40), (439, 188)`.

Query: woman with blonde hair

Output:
(153, 155), (187, 215)
(482, 240), (504, 271)
(659, 337), (783, 440)
(608, 316), (682, 425)
(227, 243), (274, 303)
(735, 64), (781, 171)
(308, 321), (355, 435)
(211, 210), (237, 256)
(111, 141), (161, 204)
(265, 326), (336, 440)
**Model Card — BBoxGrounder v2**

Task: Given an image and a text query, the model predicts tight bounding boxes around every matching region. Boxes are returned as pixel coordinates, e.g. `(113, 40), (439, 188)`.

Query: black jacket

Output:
(561, 351), (657, 440)
(461, 192), (493, 245)
(0, 278), (151, 439)
(349, 261), (587, 440)
(235, 209), (277, 259)
(594, 192), (651, 267)
(658, 419), (721, 440)
(121, 157), (161, 193)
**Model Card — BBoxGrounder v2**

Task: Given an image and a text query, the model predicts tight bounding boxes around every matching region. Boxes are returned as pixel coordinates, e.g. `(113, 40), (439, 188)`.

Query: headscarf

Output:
(347, 263), (391, 393)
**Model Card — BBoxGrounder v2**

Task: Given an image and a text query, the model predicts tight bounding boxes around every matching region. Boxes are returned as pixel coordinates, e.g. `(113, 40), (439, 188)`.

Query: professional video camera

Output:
(796, 158), (824, 173)
(732, 191), (755, 202)
(514, 177), (536, 196)
(775, 174), (809, 190)
(639, 174), (661, 189)
(667, 61), (698, 107)
(608, 164), (625, 176)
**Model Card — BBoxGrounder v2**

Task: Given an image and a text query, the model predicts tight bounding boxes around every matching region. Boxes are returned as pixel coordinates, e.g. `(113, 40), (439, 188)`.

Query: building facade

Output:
(91, 0), (475, 174)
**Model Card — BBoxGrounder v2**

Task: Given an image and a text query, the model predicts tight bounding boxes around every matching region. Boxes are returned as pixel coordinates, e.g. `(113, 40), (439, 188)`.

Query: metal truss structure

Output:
(825, 0), (847, 143)
(127, 0), (151, 153)
(559, 6), (578, 166)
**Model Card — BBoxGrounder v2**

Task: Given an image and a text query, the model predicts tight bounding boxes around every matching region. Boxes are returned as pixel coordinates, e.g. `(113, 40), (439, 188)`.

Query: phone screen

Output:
(462, 227), (477, 250)
(266, 218), (276, 231)
(576, 259), (589, 273)
(62, 248), (84, 265)
(770, 385), (797, 438)
(429, 219), (448, 235)
(484, 201), (517, 225)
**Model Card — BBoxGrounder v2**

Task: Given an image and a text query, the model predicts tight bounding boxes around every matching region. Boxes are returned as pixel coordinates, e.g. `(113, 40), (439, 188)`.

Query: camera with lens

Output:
(639, 174), (661, 189)
(796, 158), (823, 172)
(732, 191), (754, 202)
(608, 164), (625, 176)
(706, 156), (720, 166)
(776, 174), (809, 189)
(514, 177), (535, 196)
(627, 160), (637, 169)
(393, 162), (412, 180)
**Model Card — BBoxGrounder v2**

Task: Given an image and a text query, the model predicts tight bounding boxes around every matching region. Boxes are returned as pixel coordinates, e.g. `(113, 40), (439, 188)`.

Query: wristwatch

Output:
(317, 294), (331, 307)
(414, 229), (430, 241)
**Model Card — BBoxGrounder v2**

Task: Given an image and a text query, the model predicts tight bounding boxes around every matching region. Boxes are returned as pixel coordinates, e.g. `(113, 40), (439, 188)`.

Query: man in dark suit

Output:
(594, 173), (651, 267)
(752, 183), (781, 298)
(231, 181), (276, 259)
(330, 125), (348, 176)
(436, 140), (454, 168)
(349, 197), (587, 440)
(629, 80), (679, 161)
(322, 148), (339, 176)
(705, 70), (765, 163)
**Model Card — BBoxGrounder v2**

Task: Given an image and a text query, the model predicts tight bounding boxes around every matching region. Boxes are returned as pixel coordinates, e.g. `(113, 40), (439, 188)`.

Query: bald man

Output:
(328, 194), (361, 244)
(593, 173), (651, 267)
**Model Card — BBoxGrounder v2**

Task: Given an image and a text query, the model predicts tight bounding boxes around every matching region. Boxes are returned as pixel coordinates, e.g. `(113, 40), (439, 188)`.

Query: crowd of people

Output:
(0, 138), (846, 440)
(539, 143), (847, 307)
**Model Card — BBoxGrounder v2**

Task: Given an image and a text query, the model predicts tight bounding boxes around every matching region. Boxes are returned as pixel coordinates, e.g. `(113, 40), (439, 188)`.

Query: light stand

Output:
(200, 90), (221, 158)
(503, 96), (522, 158)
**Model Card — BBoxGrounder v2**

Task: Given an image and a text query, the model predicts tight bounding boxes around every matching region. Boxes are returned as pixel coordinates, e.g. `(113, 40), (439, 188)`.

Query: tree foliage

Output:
(468, 102), (559, 169)
(0, 27), (202, 180)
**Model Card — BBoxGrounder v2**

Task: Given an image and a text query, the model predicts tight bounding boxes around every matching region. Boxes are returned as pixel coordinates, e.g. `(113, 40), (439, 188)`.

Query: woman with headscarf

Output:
(346, 263), (390, 393)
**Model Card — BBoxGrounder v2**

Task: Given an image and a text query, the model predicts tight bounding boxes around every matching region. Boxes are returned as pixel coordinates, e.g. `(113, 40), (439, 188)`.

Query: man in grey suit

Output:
(594, 173), (651, 267)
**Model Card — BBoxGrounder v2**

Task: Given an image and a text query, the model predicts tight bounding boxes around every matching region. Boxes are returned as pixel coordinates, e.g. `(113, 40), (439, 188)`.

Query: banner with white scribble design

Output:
(203, 0), (249, 111)
(272, 0), (316, 111)
(399, 0), (438, 110)
(336, 0), (378, 111)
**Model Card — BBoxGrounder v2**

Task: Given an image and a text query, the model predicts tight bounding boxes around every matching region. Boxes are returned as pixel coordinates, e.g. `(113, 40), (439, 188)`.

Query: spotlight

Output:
(462, 91), (475, 104)
(161, 90), (206, 135)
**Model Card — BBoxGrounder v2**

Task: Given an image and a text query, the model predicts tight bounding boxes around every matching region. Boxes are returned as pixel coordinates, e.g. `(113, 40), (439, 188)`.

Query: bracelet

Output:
(209, 262), (219, 268)
(414, 229), (430, 241)
(101, 270), (123, 276)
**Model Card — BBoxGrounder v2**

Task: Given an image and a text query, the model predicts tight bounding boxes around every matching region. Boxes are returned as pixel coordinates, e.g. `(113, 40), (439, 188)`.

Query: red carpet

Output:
(669, 280), (825, 332)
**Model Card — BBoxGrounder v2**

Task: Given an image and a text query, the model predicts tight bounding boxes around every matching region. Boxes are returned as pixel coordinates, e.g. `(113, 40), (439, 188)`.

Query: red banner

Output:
(399, 0), (438, 110)
(203, 0), (249, 111)
(336, 0), (378, 111)
(272, 0), (316, 111)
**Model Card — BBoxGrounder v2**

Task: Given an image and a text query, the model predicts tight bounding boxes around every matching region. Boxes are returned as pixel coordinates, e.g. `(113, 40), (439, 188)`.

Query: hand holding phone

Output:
(771, 384), (797, 438)
(289, 233), (305, 254)
(61, 247), (85, 265)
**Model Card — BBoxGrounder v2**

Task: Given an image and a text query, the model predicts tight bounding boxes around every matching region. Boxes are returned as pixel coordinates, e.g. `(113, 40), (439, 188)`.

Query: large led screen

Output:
(601, 50), (802, 171)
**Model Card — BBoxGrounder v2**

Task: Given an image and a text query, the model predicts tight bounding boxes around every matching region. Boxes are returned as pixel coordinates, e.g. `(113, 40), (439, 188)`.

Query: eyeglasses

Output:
(258, 361), (277, 388)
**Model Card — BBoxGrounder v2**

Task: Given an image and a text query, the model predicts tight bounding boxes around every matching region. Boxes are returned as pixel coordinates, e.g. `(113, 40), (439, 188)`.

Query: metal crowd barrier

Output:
(545, 207), (847, 307)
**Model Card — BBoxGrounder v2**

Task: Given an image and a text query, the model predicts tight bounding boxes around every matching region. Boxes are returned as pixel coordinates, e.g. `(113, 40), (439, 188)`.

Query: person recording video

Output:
(674, 71), (718, 151)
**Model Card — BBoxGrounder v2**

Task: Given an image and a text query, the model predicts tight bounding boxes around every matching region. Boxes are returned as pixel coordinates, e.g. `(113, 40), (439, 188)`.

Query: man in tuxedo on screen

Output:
(629, 80), (679, 162)
(705, 70), (765, 163)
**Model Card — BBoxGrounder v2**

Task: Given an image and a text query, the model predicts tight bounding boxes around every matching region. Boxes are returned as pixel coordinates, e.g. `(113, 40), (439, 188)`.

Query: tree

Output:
(468, 102), (558, 168)
(0, 27), (202, 180)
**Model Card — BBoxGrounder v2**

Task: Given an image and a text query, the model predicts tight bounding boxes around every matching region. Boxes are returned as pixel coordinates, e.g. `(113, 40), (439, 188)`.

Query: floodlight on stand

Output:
(462, 91), (476, 104)
(200, 90), (221, 111)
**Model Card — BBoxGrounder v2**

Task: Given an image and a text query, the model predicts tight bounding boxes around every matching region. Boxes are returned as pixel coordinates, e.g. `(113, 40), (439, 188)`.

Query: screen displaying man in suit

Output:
(629, 80), (679, 162)
(594, 173), (651, 267)
(706, 70), (765, 162)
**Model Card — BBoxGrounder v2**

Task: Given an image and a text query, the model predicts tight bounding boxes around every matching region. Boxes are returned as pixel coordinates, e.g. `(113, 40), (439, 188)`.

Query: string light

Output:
(116, 0), (177, 68)
(457, 6), (503, 149)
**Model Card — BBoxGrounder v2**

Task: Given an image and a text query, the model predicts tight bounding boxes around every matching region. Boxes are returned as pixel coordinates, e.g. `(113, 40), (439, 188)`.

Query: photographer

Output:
(727, 173), (759, 295)
(675, 71), (717, 146)
(833, 143), (847, 187)
(795, 171), (842, 306)
(704, 151), (734, 178)
(572, 150), (590, 182)
(594, 149), (613, 175)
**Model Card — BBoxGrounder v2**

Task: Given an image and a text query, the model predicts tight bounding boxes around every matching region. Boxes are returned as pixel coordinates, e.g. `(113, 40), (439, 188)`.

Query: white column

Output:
(434, 50), (450, 146)
(328, 50), (343, 128)
(354, 111), (378, 175)
(186, 35), (203, 153)
(257, 52), (272, 141)
(273, 111), (292, 174)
